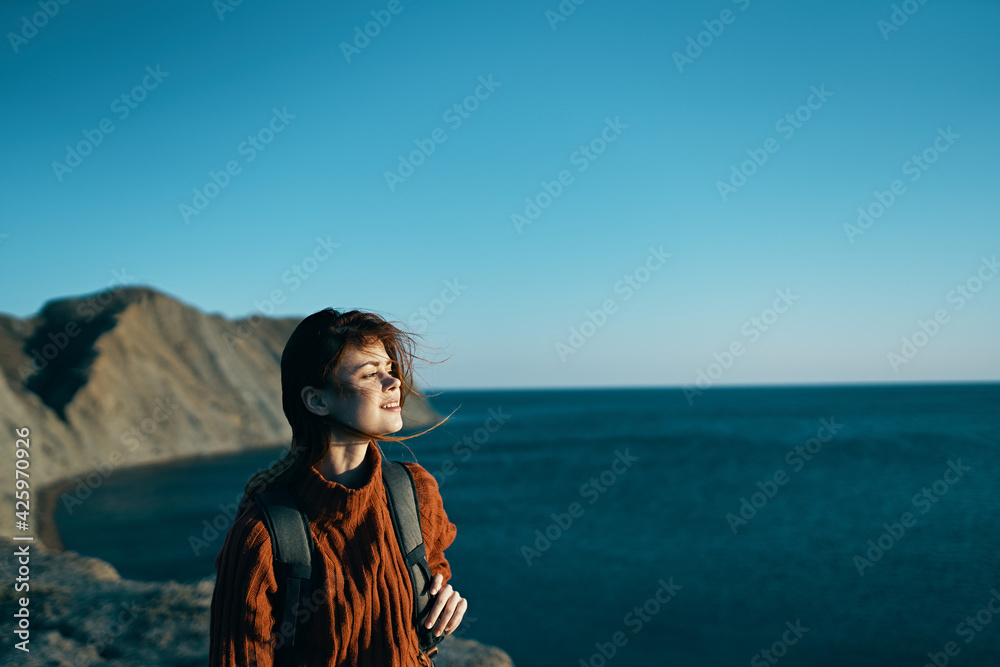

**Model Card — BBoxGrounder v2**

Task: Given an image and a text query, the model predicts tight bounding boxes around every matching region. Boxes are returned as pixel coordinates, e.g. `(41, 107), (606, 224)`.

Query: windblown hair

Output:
(239, 308), (450, 509)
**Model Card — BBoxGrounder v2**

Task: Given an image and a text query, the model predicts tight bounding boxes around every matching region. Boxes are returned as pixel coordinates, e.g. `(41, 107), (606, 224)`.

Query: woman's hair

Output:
(239, 308), (450, 507)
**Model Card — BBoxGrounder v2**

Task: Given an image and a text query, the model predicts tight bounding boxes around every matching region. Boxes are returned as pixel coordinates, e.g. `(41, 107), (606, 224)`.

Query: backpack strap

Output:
(254, 487), (315, 667)
(381, 458), (446, 654)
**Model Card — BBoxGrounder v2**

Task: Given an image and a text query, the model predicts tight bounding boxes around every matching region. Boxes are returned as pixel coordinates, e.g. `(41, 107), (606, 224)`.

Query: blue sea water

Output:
(55, 385), (1000, 666)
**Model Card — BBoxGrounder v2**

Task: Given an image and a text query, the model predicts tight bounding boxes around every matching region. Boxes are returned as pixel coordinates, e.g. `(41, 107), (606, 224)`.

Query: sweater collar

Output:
(293, 441), (385, 529)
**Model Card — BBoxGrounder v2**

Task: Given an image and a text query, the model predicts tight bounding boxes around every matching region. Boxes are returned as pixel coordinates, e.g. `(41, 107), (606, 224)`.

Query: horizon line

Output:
(427, 380), (1000, 392)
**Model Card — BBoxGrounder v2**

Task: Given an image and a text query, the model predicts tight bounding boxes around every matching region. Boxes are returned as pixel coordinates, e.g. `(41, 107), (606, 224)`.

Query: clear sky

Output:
(2, 0), (998, 389)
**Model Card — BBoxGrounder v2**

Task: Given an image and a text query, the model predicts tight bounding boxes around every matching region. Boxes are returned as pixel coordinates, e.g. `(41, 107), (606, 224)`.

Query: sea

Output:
(54, 384), (1000, 667)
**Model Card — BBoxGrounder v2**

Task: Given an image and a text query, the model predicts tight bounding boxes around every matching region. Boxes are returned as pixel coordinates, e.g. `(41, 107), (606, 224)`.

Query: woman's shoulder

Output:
(397, 460), (442, 494)
(218, 497), (275, 559)
(396, 459), (457, 569)
(396, 460), (448, 516)
(212, 497), (280, 597)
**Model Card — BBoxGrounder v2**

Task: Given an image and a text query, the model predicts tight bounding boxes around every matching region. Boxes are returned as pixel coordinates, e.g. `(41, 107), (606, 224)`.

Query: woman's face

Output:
(314, 339), (404, 437)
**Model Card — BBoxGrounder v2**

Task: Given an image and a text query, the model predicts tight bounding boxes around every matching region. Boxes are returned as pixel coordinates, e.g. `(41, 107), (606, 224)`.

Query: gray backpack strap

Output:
(254, 487), (315, 667)
(381, 458), (446, 654)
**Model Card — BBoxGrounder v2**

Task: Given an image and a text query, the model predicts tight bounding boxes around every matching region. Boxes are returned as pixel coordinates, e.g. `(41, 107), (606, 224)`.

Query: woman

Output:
(209, 308), (467, 666)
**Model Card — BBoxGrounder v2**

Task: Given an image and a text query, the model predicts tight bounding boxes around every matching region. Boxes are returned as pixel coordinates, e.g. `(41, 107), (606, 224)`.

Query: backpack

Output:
(253, 457), (446, 665)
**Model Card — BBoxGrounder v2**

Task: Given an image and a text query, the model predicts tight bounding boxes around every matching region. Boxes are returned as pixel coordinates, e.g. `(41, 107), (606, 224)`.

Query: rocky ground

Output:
(0, 537), (512, 666)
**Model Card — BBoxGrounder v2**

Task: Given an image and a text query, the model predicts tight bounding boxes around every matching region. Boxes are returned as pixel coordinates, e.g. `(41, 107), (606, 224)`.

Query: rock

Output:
(435, 636), (517, 667)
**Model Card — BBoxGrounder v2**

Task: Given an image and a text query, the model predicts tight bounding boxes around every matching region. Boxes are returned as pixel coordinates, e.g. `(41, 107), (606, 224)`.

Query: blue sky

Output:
(2, 0), (998, 389)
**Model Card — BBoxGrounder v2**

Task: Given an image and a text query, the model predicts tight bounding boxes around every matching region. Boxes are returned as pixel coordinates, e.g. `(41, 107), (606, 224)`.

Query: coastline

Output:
(33, 425), (437, 557)
(35, 475), (75, 551)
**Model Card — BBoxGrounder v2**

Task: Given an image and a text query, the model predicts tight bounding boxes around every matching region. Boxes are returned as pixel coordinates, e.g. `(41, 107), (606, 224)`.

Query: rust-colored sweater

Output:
(209, 442), (457, 666)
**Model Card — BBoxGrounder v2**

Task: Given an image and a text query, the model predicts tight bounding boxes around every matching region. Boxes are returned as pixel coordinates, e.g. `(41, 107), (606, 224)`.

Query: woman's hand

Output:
(424, 573), (468, 638)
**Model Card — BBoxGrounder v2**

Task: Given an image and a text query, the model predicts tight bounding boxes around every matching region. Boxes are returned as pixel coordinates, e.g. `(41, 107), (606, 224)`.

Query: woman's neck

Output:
(317, 440), (371, 489)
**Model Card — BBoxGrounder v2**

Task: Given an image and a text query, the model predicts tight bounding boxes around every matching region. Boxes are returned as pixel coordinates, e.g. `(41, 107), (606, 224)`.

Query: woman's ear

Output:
(301, 386), (331, 416)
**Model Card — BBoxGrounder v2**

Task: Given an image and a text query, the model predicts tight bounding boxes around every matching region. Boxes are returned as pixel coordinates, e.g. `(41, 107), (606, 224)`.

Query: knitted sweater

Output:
(209, 442), (458, 666)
